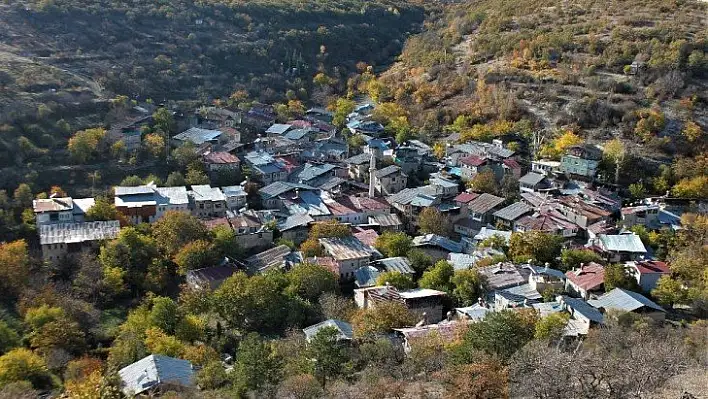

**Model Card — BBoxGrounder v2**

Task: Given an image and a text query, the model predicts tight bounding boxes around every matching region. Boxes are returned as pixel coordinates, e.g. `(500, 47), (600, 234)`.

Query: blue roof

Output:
(563, 296), (604, 324)
(598, 234), (647, 253)
(278, 213), (314, 231)
(284, 128), (311, 140)
(355, 265), (381, 288)
(291, 163), (336, 183)
(456, 304), (491, 321)
(588, 288), (665, 313)
(375, 257), (414, 274)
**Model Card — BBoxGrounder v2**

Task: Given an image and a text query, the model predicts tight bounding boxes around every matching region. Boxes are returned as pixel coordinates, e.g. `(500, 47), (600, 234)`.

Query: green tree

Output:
(13, 184), (33, 209)
(144, 328), (184, 357)
(119, 175), (144, 186)
(232, 333), (282, 394)
(211, 225), (245, 259)
(461, 310), (537, 362)
(419, 260), (455, 293)
(309, 220), (351, 239)
(153, 107), (176, 135)
(174, 240), (218, 275)
(0, 321), (19, 355)
(534, 313), (570, 341)
(152, 211), (209, 256)
(332, 98), (355, 128)
(28, 316), (86, 356)
(196, 361), (230, 390)
(559, 249), (603, 272)
(509, 231), (563, 265)
(407, 249), (433, 275)
(374, 232), (412, 258)
(375, 271), (416, 290)
(68, 128), (106, 163)
(148, 296), (179, 334)
(85, 197), (124, 222)
(418, 208), (453, 237)
(652, 276), (689, 308)
(628, 183), (646, 199)
(286, 263), (338, 302)
(604, 264), (640, 292)
(451, 269), (485, 306)
(165, 171), (186, 187)
(0, 348), (54, 390)
(351, 302), (416, 338)
(99, 227), (160, 289)
(171, 142), (200, 169)
(185, 164), (210, 185)
(467, 170), (499, 194)
(0, 240), (31, 299)
(307, 326), (351, 388)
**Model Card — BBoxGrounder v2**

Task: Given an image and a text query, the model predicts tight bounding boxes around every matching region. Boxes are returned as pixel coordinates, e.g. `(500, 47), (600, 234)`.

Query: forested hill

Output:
(0, 0), (423, 112)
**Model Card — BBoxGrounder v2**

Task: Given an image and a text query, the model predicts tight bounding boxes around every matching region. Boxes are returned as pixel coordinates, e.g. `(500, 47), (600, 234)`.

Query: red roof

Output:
(460, 155), (487, 167)
(204, 151), (240, 164)
(633, 260), (670, 274)
(305, 256), (339, 275)
(353, 229), (379, 247)
(287, 120), (313, 129)
(325, 200), (356, 216)
(348, 196), (390, 212)
(454, 192), (480, 204)
(503, 159), (521, 169)
(565, 262), (605, 291)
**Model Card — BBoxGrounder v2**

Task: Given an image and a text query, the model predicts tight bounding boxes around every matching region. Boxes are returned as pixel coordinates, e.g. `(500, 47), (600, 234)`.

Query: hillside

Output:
(380, 0), (707, 189)
(0, 0), (423, 187)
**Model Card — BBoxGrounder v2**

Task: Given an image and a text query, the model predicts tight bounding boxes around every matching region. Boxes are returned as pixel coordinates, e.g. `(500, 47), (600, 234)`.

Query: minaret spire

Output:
(368, 150), (376, 198)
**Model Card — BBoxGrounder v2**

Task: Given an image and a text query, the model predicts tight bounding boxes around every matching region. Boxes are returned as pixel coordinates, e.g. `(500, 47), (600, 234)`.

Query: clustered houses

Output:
(37, 97), (695, 381)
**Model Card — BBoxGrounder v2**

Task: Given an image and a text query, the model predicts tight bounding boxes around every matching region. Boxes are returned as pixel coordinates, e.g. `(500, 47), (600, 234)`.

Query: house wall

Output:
(36, 210), (74, 225)
(560, 156), (599, 178)
(117, 204), (157, 225)
(281, 227), (309, 246)
(191, 200), (227, 219)
(376, 174), (407, 195)
(565, 280), (589, 300)
(225, 195), (247, 210)
(637, 273), (664, 293)
(235, 231), (274, 251)
(336, 257), (370, 280)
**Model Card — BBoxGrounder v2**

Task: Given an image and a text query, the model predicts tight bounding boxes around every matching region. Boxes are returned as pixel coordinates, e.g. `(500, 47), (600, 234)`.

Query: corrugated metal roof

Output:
(588, 288), (664, 313)
(189, 185), (226, 202)
(173, 127), (222, 145)
(598, 234), (647, 253)
(115, 185), (155, 196)
(290, 163), (336, 183)
(278, 213), (314, 231)
(344, 152), (372, 165)
(303, 319), (354, 341)
(478, 263), (529, 290)
(355, 265), (381, 287)
(519, 172), (546, 186)
(565, 262), (605, 291)
(259, 181), (316, 200)
(320, 236), (372, 261)
(375, 165), (403, 178)
(456, 304), (491, 321)
(39, 221), (120, 245)
(33, 197), (73, 213)
(221, 185), (247, 197)
(265, 123), (292, 135)
(563, 296), (604, 324)
(368, 213), (402, 227)
(413, 234), (463, 253)
(493, 201), (532, 221)
(118, 355), (194, 396)
(154, 186), (189, 205)
(466, 193), (505, 214)
(473, 227), (512, 243)
(375, 257), (414, 274)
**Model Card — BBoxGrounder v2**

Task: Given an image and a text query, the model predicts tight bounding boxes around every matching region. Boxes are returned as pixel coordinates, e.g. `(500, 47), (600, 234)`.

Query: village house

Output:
(259, 181), (316, 210)
(39, 221), (121, 263)
(560, 145), (601, 178)
(354, 265), (382, 288)
(515, 209), (579, 238)
(243, 151), (289, 185)
(524, 263), (566, 293)
(203, 151), (240, 172)
(374, 165), (408, 195)
(620, 204), (661, 229)
(518, 172), (552, 193)
(565, 262), (605, 299)
(354, 285), (447, 323)
(244, 104), (276, 128)
(289, 163), (338, 187)
(556, 196), (612, 230)
(493, 201), (533, 230)
(429, 174), (460, 198)
(245, 245), (294, 275)
(303, 319), (353, 342)
(285, 190), (333, 221)
(277, 213), (314, 246)
(412, 234), (464, 262)
(387, 186), (442, 232)
(591, 233), (647, 262)
(114, 184), (189, 224)
(394, 321), (466, 353)
(456, 301), (492, 321)
(447, 141), (515, 167)
(188, 185), (226, 219)
(265, 123), (293, 136)
(560, 296), (604, 336)
(477, 263), (530, 291)
(229, 211), (274, 251)
(502, 158), (522, 180)
(343, 153), (372, 182)
(531, 160), (561, 176)
(625, 260), (671, 292)
(588, 288), (665, 322)
(33, 196), (95, 226)
(186, 265), (239, 291)
(455, 193), (506, 236)
(459, 156), (491, 181)
(119, 355), (194, 396)
(221, 185), (248, 210)
(319, 236), (373, 280)
(494, 284), (542, 310)
(173, 127), (223, 147)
